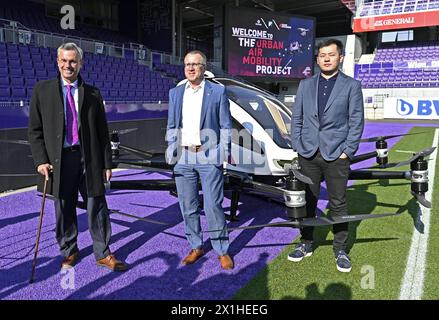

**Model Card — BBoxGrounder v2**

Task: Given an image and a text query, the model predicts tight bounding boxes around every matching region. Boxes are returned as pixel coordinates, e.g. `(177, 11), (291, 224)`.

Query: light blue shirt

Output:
(61, 78), (80, 147)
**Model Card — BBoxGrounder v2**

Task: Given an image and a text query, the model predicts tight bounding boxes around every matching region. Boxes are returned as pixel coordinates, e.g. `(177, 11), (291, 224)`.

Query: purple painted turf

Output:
(0, 121), (435, 300)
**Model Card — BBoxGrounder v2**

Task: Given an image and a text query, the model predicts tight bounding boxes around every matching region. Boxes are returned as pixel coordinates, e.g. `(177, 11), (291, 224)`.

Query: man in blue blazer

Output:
(290, 39), (364, 272)
(166, 50), (234, 270)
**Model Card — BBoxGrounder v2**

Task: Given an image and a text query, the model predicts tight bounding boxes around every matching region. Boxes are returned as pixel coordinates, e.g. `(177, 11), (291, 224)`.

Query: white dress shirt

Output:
(180, 79), (205, 147)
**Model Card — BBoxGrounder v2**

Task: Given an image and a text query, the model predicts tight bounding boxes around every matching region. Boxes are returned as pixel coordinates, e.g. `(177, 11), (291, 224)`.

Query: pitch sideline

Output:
(399, 128), (438, 300)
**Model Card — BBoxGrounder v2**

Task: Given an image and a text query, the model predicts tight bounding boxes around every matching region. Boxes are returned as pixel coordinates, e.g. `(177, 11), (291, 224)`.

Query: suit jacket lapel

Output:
(175, 83), (185, 128)
(324, 72), (346, 112)
(78, 76), (84, 116)
(311, 74), (319, 113)
(55, 77), (65, 134)
(199, 80), (212, 129)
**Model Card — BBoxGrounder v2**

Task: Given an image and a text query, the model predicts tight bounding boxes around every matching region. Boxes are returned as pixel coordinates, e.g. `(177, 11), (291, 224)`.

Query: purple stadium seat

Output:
(0, 77), (9, 86)
(8, 59), (21, 68)
(11, 87), (26, 98)
(9, 68), (23, 76)
(10, 76), (24, 86)
(127, 91), (135, 99)
(25, 78), (37, 87)
(35, 69), (47, 77)
(23, 69), (35, 77)
(33, 61), (44, 69)
(0, 87), (11, 99)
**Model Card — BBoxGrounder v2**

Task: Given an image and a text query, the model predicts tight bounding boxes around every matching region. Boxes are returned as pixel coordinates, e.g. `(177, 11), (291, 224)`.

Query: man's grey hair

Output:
(185, 50), (207, 65)
(57, 42), (83, 61)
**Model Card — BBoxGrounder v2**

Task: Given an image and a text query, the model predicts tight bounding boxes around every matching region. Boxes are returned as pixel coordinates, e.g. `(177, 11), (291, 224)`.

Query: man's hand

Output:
(339, 152), (348, 159)
(37, 163), (53, 181)
(103, 169), (112, 182)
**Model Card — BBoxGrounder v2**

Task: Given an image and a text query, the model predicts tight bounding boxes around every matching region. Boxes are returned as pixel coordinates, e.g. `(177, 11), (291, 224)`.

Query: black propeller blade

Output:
(203, 212), (401, 232)
(360, 131), (429, 143)
(0, 173), (38, 177)
(411, 191), (432, 209)
(358, 146), (436, 170)
(36, 194), (168, 225)
(291, 168), (314, 185)
(392, 147), (436, 168)
(0, 139), (30, 145)
(109, 209), (169, 226)
(299, 212), (401, 226)
(283, 163), (314, 185)
(115, 128), (138, 135)
(119, 144), (156, 159)
(202, 221), (300, 233)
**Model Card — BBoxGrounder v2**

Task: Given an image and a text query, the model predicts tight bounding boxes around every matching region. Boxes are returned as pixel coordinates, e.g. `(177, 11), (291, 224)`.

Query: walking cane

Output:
(29, 176), (49, 284)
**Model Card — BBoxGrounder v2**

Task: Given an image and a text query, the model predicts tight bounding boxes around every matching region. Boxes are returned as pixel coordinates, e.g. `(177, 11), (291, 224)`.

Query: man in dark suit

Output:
(28, 42), (128, 272)
(290, 39), (364, 272)
(166, 50), (234, 270)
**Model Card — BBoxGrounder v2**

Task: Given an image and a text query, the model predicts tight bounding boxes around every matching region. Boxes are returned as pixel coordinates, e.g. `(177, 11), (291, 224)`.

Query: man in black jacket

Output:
(28, 42), (128, 272)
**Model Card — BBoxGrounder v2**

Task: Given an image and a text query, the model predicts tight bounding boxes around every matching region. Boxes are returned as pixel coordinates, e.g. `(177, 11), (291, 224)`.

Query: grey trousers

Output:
(54, 148), (111, 260)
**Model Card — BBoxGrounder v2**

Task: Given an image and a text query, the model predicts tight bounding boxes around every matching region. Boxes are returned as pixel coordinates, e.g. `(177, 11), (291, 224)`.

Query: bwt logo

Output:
(397, 99), (439, 116)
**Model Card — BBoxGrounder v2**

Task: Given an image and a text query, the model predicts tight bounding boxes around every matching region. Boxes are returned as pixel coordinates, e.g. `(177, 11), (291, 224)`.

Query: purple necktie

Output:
(66, 85), (79, 145)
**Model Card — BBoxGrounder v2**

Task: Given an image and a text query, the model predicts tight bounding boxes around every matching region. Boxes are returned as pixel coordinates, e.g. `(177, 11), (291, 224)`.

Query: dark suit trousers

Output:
(298, 152), (350, 253)
(54, 147), (111, 260)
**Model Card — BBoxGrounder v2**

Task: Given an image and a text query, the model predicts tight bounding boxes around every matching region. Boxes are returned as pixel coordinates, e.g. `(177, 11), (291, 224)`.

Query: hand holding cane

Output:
(29, 173), (49, 284)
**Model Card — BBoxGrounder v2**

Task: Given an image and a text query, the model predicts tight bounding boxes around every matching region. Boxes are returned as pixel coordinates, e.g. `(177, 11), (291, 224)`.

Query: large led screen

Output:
(225, 7), (315, 80)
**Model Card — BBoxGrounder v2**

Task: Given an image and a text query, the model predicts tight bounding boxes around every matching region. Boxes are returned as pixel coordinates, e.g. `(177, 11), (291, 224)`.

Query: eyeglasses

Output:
(184, 63), (205, 68)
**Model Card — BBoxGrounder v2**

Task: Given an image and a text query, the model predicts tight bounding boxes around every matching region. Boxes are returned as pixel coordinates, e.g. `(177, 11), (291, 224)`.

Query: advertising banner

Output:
(353, 10), (439, 33)
(384, 97), (439, 120)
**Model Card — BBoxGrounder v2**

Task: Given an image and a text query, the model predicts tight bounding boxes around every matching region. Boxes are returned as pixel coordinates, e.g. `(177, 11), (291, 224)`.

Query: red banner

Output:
(353, 10), (439, 33)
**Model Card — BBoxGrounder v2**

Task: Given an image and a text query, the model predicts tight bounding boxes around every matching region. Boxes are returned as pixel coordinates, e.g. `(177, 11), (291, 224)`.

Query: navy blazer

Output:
(291, 71), (364, 161)
(166, 80), (232, 165)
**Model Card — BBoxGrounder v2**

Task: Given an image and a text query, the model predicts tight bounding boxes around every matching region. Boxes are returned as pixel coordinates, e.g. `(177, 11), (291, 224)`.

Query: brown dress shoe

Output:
(182, 248), (204, 265)
(61, 252), (79, 269)
(96, 254), (128, 271)
(218, 254), (234, 270)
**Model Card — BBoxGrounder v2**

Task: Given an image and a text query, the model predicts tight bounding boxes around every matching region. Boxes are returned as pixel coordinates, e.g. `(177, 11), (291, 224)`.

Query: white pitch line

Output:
(399, 129), (438, 300)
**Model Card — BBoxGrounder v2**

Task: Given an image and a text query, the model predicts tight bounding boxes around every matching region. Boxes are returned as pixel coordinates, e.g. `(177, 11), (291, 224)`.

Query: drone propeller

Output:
(203, 212), (401, 232)
(358, 146), (436, 169)
(291, 168), (314, 185)
(360, 131), (428, 143)
(283, 162), (314, 185)
(110, 128), (138, 135)
(109, 209), (169, 226)
(411, 192), (432, 209)
(0, 173), (38, 177)
(36, 194), (168, 225)
(299, 212), (401, 226)
(0, 139), (30, 145)
(392, 147), (436, 168)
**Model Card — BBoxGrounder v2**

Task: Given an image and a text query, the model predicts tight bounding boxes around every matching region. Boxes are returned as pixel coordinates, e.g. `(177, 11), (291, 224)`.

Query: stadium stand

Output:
(0, 0), (136, 44)
(354, 41), (439, 88)
(359, 0), (439, 17)
(0, 42), (176, 102)
(153, 63), (185, 82)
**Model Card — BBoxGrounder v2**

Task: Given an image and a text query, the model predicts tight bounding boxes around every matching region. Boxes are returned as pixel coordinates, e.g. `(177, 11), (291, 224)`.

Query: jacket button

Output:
(55, 159), (59, 163)
(314, 114), (317, 117)
(57, 134), (61, 138)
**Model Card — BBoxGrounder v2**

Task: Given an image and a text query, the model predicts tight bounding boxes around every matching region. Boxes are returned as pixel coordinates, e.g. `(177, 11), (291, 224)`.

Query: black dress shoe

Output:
(61, 252), (79, 269)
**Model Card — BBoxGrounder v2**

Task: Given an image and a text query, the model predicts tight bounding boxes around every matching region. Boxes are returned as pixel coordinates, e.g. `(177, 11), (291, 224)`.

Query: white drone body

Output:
(178, 72), (296, 176)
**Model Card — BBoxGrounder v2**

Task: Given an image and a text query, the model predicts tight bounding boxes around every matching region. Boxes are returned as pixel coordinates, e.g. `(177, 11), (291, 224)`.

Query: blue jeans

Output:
(174, 150), (229, 255)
